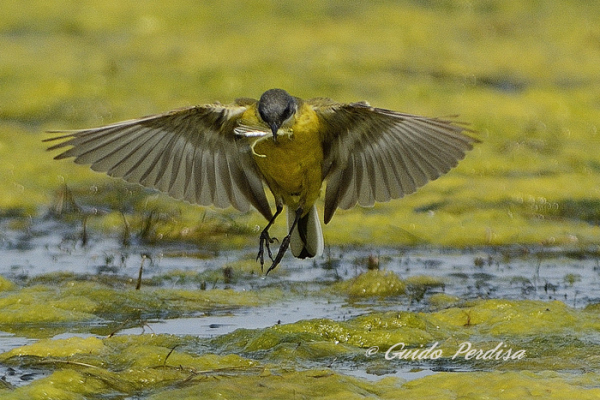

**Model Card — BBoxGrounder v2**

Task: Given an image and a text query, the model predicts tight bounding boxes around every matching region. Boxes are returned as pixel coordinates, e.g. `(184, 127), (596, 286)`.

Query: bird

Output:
(45, 88), (477, 274)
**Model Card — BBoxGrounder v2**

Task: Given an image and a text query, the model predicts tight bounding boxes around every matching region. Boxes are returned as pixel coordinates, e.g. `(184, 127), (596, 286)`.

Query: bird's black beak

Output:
(270, 123), (279, 143)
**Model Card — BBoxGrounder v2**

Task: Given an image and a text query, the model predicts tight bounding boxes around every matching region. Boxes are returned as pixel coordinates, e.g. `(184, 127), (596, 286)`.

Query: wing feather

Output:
(313, 102), (477, 223)
(45, 104), (274, 220)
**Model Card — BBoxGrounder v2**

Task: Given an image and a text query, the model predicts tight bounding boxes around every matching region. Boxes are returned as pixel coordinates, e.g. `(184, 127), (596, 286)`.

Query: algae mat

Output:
(1, 234), (600, 399)
(1, 0), (600, 398)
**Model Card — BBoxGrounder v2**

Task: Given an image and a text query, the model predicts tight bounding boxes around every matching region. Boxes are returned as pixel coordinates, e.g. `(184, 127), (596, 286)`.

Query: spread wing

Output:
(311, 99), (478, 224)
(45, 102), (274, 220)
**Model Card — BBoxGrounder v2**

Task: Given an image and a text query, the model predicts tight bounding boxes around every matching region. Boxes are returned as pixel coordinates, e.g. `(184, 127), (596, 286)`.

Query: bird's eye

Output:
(285, 102), (296, 119)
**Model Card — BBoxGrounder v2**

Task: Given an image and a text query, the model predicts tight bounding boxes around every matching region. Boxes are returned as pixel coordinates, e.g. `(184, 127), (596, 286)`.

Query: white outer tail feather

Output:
(288, 205), (324, 258)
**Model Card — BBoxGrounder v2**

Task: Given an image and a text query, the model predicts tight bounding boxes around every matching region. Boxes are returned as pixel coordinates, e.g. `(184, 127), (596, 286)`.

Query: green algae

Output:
(394, 371), (600, 400)
(154, 257), (267, 286)
(327, 270), (449, 301)
(1, 336), (104, 359)
(148, 370), (600, 400)
(331, 270), (406, 298)
(2, 269), (600, 398)
(147, 370), (399, 400)
(2, 367), (598, 400)
(0, 276), (16, 292)
(208, 298), (600, 373)
(2, 0), (600, 398)
(428, 293), (462, 310)
(0, 277), (285, 338)
(0, 334), (257, 399)
(0, 285), (99, 328)
(1, 0), (600, 248)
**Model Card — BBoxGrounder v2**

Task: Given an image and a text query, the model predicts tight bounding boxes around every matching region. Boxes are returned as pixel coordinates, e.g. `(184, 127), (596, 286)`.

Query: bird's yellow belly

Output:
(252, 109), (323, 211)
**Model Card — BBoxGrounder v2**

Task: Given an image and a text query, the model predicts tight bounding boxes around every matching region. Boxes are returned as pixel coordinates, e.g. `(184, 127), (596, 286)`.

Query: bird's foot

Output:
(257, 230), (278, 271)
(266, 234), (291, 275)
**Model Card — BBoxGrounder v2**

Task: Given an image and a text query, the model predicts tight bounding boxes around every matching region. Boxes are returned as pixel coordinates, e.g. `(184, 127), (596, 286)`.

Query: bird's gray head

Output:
(258, 89), (297, 141)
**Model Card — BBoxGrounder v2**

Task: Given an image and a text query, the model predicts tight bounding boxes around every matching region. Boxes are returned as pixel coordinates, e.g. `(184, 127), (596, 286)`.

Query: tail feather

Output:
(288, 205), (324, 258)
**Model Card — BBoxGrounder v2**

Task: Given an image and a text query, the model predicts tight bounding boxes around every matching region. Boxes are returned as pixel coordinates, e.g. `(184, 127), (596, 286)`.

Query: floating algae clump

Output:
(0, 336), (104, 359)
(332, 270), (406, 298)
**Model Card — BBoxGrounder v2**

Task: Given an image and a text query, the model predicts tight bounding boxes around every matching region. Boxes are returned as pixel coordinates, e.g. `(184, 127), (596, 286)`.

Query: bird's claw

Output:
(266, 234), (291, 275)
(257, 230), (278, 271)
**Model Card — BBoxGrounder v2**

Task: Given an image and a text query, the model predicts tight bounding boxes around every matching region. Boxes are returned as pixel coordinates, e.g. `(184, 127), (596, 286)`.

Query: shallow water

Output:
(2, 218), (599, 306)
(1, 217), (600, 384)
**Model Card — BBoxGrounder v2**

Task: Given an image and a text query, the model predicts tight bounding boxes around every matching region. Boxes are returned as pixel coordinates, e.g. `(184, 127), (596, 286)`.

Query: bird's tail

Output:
(288, 205), (324, 259)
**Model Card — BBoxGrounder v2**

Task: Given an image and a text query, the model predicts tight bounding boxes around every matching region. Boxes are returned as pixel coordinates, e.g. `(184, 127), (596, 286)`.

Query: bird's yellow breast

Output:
(249, 103), (324, 210)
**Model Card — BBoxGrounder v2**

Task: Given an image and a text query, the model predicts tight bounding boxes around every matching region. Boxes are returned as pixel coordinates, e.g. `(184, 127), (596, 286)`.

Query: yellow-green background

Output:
(2, 1), (600, 399)
(2, 0), (599, 247)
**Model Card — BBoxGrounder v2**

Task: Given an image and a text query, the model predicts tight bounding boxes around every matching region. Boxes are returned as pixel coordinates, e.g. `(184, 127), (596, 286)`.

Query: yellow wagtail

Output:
(46, 89), (477, 273)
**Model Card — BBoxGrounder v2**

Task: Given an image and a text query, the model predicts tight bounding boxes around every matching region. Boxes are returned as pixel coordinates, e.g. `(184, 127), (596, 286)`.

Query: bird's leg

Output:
(257, 205), (283, 271)
(266, 207), (303, 275)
